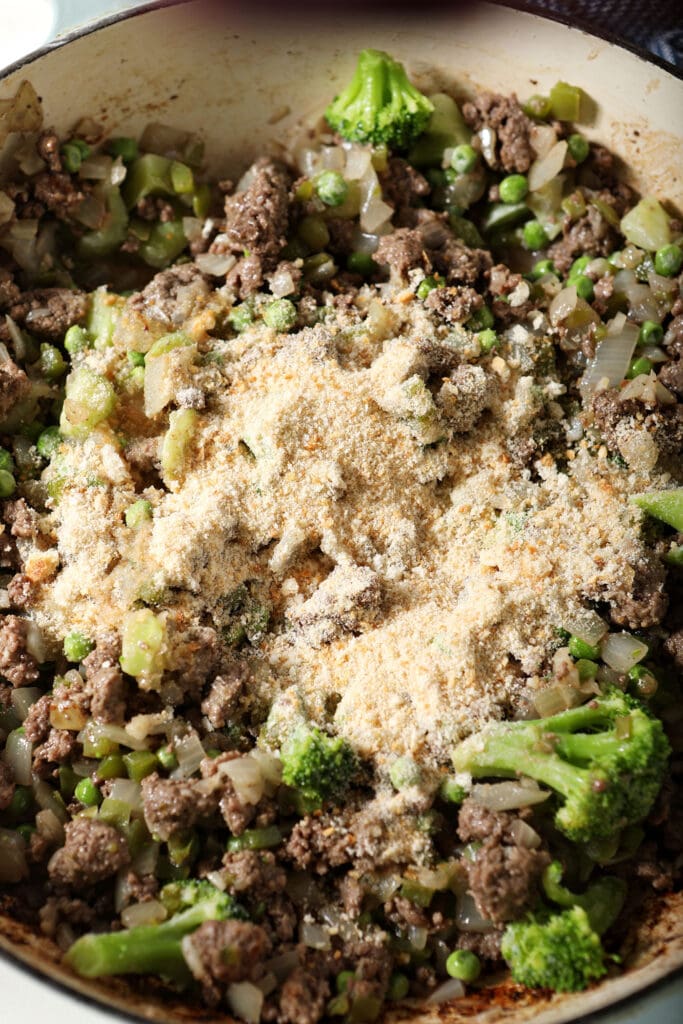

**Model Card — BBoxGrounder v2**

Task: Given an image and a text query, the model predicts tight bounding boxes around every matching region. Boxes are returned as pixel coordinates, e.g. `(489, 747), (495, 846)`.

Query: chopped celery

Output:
(78, 186), (128, 258)
(146, 332), (192, 358)
(123, 750), (158, 782)
(408, 93), (470, 167)
(160, 408), (197, 481)
(99, 797), (131, 828)
(170, 161), (194, 195)
(549, 81), (584, 122)
(60, 367), (117, 439)
(226, 825), (282, 852)
(191, 183), (211, 218)
(631, 489), (683, 531)
(620, 197), (672, 252)
(138, 219), (187, 269)
(86, 286), (125, 350)
(120, 608), (167, 689)
(122, 153), (174, 208)
(481, 201), (530, 234)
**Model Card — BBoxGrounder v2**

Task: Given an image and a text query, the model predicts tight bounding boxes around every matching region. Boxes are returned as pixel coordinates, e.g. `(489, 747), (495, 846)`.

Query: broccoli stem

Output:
(542, 861), (626, 935)
(65, 903), (213, 980)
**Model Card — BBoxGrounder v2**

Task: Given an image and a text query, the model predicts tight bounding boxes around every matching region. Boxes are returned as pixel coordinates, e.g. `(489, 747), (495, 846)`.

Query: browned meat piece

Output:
(592, 274), (615, 317)
(279, 962), (331, 1024)
(140, 772), (219, 841)
(285, 814), (353, 874)
(6, 288), (87, 340)
(592, 387), (683, 459)
(89, 664), (127, 724)
(33, 728), (78, 775)
(339, 874), (364, 917)
(183, 920), (271, 1005)
(425, 284), (482, 324)
(218, 158), (293, 298)
(290, 563), (382, 647)
(456, 930), (503, 962)
(32, 171), (85, 219)
(221, 849), (286, 896)
(263, 892), (297, 942)
(659, 359), (683, 397)
(488, 263), (521, 297)
(430, 237), (493, 285)
(0, 525), (17, 571)
(6, 573), (36, 609)
(379, 156), (430, 225)
(458, 798), (549, 924)
(224, 255), (266, 299)
(167, 626), (220, 697)
(2, 498), (38, 539)
(23, 692), (52, 743)
(597, 555), (669, 631)
(125, 871), (159, 904)
(0, 267), (21, 308)
(48, 818), (130, 888)
(128, 263), (211, 329)
(548, 194), (624, 274)
(219, 781), (255, 836)
(0, 761), (15, 811)
(438, 364), (496, 433)
(0, 357), (31, 421)
(0, 615), (40, 687)
(345, 938), (393, 1008)
(201, 665), (247, 729)
(663, 315), (683, 358)
(373, 227), (428, 278)
(325, 218), (355, 257)
(39, 896), (98, 938)
(664, 629), (683, 670)
(462, 92), (535, 173)
(37, 131), (62, 172)
(384, 894), (430, 929)
(82, 634), (121, 678)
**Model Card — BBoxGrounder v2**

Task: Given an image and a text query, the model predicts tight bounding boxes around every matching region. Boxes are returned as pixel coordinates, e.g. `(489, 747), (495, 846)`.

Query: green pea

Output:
(467, 306), (495, 330)
(156, 745), (178, 771)
(499, 174), (528, 204)
(125, 499), (153, 528)
(446, 949), (481, 982)
(8, 785), (33, 820)
(450, 144), (478, 175)
(477, 328), (499, 353)
(63, 631), (95, 663)
(263, 298), (297, 332)
(570, 255), (592, 277)
(123, 750), (159, 782)
(389, 756), (422, 790)
(638, 320), (663, 346)
(228, 303), (254, 333)
(107, 137), (139, 163)
(346, 251), (376, 276)
(36, 427), (62, 461)
(522, 219), (548, 251)
(74, 777), (102, 807)
(38, 343), (67, 380)
(61, 139), (90, 173)
(314, 170), (348, 208)
(64, 324), (91, 354)
(573, 275), (594, 301)
(627, 356), (653, 379)
(0, 447), (14, 473)
(567, 133), (590, 163)
(654, 243), (683, 277)
(439, 776), (467, 804)
(529, 258), (556, 280)
(388, 973), (410, 1001)
(523, 94), (551, 120)
(0, 470), (17, 499)
(416, 275), (440, 300)
(568, 635), (600, 660)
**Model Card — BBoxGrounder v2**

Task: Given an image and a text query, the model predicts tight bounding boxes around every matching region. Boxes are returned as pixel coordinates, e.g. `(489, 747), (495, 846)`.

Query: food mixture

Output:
(0, 49), (682, 1022)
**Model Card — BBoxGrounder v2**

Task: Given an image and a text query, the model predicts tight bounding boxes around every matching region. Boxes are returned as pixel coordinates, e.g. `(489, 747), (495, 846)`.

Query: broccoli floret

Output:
(451, 688), (670, 843)
(501, 906), (608, 992)
(325, 49), (434, 150)
(65, 879), (247, 982)
(280, 723), (356, 808)
(541, 861), (626, 935)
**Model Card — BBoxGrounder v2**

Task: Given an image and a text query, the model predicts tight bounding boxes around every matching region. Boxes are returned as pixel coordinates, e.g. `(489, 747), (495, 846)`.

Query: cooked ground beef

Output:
(0, 358), (31, 419)
(373, 227), (427, 278)
(0, 615), (40, 687)
(33, 728), (78, 775)
(2, 498), (37, 539)
(201, 665), (247, 729)
(278, 958), (331, 1024)
(438, 363), (496, 433)
(462, 92), (535, 173)
(285, 814), (354, 874)
(0, 760), (15, 811)
(183, 920), (271, 1005)
(140, 772), (219, 841)
(379, 156), (430, 225)
(88, 664), (127, 724)
(128, 263), (211, 329)
(548, 193), (626, 274)
(664, 629), (683, 670)
(5, 288), (87, 340)
(23, 693), (52, 743)
(221, 849), (287, 896)
(425, 284), (482, 324)
(48, 818), (130, 888)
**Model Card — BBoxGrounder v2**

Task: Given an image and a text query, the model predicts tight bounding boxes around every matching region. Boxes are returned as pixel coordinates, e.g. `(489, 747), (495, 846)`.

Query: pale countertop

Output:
(1, 2), (682, 1022)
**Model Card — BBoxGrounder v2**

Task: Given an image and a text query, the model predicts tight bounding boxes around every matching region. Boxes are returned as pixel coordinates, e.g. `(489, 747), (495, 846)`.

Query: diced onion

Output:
(269, 267), (296, 298)
(478, 127), (497, 166)
(121, 900), (167, 929)
(182, 216), (203, 243)
(0, 190), (16, 225)
(205, 870), (227, 891)
(108, 778), (143, 812)
(407, 924), (428, 951)
(345, 146), (372, 180)
(361, 193), (393, 234)
(0, 828), (29, 883)
(620, 372), (675, 406)
(581, 318), (639, 397)
(534, 683), (584, 718)
(24, 620), (49, 663)
(32, 776), (68, 822)
(600, 632), (648, 672)
(78, 721), (149, 752)
(115, 869), (133, 913)
(426, 978), (466, 1004)
(319, 145), (345, 172)
(126, 710), (173, 741)
(218, 755), (264, 805)
(471, 779), (550, 810)
(562, 610), (608, 647)
(131, 842), (159, 877)
(226, 981), (264, 1024)
(548, 284), (578, 325)
(5, 728), (33, 785)
(455, 891), (494, 933)
(300, 920), (331, 950)
(528, 140), (567, 192)
(78, 155), (113, 180)
(249, 748), (282, 791)
(529, 123), (557, 159)
(195, 251), (237, 276)
(35, 808), (65, 845)
(10, 687), (41, 721)
(170, 732), (206, 779)
(508, 818), (542, 849)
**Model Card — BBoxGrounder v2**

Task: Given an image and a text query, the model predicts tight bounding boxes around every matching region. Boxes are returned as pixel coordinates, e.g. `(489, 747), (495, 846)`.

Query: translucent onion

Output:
(32, 775), (68, 823)
(170, 732), (206, 779)
(79, 155), (113, 180)
(620, 373), (675, 406)
(407, 924), (428, 950)
(24, 620), (49, 663)
(131, 841), (159, 877)
(581, 318), (639, 397)
(181, 216), (203, 243)
(600, 632), (648, 672)
(471, 779), (550, 811)
(35, 808), (65, 845)
(249, 749), (282, 792)
(562, 610), (608, 647)
(5, 728), (33, 785)
(534, 683), (584, 718)
(10, 687), (41, 722)
(319, 145), (345, 172)
(529, 123), (557, 159)
(426, 978), (466, 1004)
(478, 127), (496, 166)
(115, 869), (133, 913)
(269, 267), (296, 298)
(126, 710), (173, 741)
(226, 981), (264, 1024)
(548, 284), (578, 325)
(0, 190), (16, 225)
(204, 869), (227, 891)
(108, 778), (143, 812)
(508, 818), (542, 849)
(345, 146), (372, 180)
(455, 891), (494, 933)
(121, 900), (167, 929)
(73, 193), (106, 230)
(300, 920), (331, 950)
(0, 828), (28, 883)
(195, 251), (237, 276)
(218, 755), (264, 805)
(78, 721), (148, 752)
(528, 140), (567, 192)
(361, 192), (393, 234)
